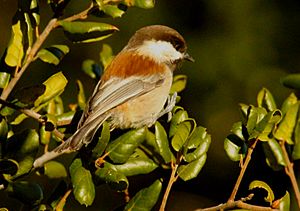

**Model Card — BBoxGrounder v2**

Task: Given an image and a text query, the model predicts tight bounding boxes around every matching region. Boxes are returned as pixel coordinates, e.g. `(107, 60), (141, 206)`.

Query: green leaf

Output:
(82, 59), (102, 79)
(257, 88), (277, 111)
(100, 44), (114, 69)
(178, 154), (207, 181)
(281, 73), (300, 90)
(121, 0), (155, 9)
(124, 179), (162, 211)
(171, 120), (193, 151)
(0, 72), (10, 89)
(106, 128), (146, 163)
(114, 157), (158, 176)
(69, 158), (95, 206)
(40, 125), (51, 145)
(0, 159), (18, 176)
(170, 75), (187, 94)
(249, 180), (275, 205)
(224, 137), (243, 162)
(5, 21), (24, 67)
(292, 117), (300, 160)
(262, 139), (287, 170)
(7, 181), (43, 206)
(281, 93), (298, 115)
(94, 0), (126, 18)
(94, 162), (128, 191)
(184, 127), (211, 162)
(37, 45), (69, 65)
(34, 72), (68, 107)
(278, 191), (290, 211)
(76, 80), (86, 110)
(274, 102), (299, 145)
(43, 161), (67, 179)
(169, 107), (189, 137)
(58, 21), (118, 43)
(92, 121), (110, 158)
(154, 122), (173, 163)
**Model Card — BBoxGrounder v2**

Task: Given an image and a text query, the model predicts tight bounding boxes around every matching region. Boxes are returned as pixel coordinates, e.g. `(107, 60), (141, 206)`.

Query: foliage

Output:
(0, 0), (210, 210)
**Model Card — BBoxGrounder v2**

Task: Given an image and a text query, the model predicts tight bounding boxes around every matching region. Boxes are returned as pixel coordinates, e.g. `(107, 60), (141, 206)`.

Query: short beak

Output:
(183, 53), (195, 62)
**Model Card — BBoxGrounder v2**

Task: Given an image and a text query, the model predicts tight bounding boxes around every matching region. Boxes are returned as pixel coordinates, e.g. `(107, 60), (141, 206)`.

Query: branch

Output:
(227, 138), (259, 202)
(279, 140), (300, 209)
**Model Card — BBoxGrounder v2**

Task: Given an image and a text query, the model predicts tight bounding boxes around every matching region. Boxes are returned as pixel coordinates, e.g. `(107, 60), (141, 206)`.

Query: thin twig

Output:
(228, 138), (259, 202)
(61, 3), (94, 22)
(279, 140), (300, 209)
(55, 189), (72, 211)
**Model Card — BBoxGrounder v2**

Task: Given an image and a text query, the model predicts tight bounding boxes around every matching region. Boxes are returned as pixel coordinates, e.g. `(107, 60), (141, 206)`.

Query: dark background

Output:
(1, 0), (300, 210)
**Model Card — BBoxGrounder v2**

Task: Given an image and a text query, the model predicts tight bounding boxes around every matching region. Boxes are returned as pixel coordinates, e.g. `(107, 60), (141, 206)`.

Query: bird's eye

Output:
(172, 39), (183, 52)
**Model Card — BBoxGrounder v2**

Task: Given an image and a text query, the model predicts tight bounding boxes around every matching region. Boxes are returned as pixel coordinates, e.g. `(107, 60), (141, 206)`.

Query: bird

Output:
(33, 25), (194, 168)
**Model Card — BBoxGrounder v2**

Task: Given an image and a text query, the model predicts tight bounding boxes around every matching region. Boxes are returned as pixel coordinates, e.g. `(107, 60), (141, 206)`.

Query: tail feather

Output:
(33, 113), (110, 168)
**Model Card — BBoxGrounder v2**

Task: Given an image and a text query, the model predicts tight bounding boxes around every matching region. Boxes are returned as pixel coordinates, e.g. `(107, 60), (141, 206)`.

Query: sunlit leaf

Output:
(171, 120), (194, 151)
(106, 128), (146, 163)
(43, 161), (67, 179)
(34, 72), (68, 107)
(92, 121), (110, 158)
(257, 88), (277, 111)
(114, 157), (158, 176)
(37, 45), (69, 65)
(69, 158), (95, 206)
(278, 191), (290, 211)
(124, 179), (162, 211)
(274, 102), (298, 145)
(93, 0), (126, 18)
(99, 44), (114, 69)
(0, 72), (10, 89)
(82, 59), (102, 79)
(169, 107), (188, 137)
(281, 93), (298, 115)
(249, 180), (275, 205)
(170, 75), (187, 94)
(224, 137), (243, 162)
(5, 21), (24, 67)
(178, 154), (207, 181)
(292, 117), (300, 160)
(94, 162), (128, 191)
(76, 80), (86, 110)
(58, 21), (118, 43)
(262, 139), (286, 171)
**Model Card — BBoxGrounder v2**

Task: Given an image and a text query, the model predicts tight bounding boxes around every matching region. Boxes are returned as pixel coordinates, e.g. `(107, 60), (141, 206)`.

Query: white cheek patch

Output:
(136, 40), (182, 63)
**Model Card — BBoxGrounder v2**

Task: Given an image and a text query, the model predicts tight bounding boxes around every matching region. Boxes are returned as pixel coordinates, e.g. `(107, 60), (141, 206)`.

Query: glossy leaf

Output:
(274, 102), (299, 145)
(43, 161), (67, 179)
(94, 162), (128, 191)
(76, 80), (86, 110)
(170, 75), (187, 94)
(82, 59), (102, 79)
(34, 72), (68, 107)
(0, 72), (10, 89)
(278, 191), (290, 211)
(0, 159), (18, 176)
(92, 121), (110, 158)
(94, 0), (126, 18)
(56, 111), (75, 124)
(184, 127), (211, 162)
(58, 21), (118, 43)
(171, 120), (193, 151)
(224, 136), (244, 162)
(124, 179), (162, 211)
(178, 154), (207, 181)
(0, 116), (8, 144)
(106, 128), (146, 163)
(7, 181), (43, 206)
(114, 157), (158, 176)
(257, 88), (277, 111)
(249, 180), (275, 205)
(121, 0), (155, 9)
(154, 122), (173, 163)
(37, 45), (69, 65)
(169, 107), (188, 137)
(40, 125), (51, 145)
(69, 158), (95, 206)
(263, 139), (286, 171)
(281, 73), (300, 90)
(100, 44), (114, 69)
(5, 21), (24, 67)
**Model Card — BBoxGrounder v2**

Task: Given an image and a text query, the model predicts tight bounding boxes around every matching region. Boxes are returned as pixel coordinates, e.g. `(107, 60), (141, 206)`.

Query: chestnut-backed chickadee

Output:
(33, 25), (194, 168)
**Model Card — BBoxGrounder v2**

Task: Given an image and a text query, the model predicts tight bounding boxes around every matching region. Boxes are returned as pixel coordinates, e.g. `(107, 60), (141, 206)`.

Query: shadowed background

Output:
(1, 0), (300, 210)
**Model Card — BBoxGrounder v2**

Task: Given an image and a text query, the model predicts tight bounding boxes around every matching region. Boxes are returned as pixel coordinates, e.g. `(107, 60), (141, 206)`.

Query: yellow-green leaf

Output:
(249, 180), (275, 205)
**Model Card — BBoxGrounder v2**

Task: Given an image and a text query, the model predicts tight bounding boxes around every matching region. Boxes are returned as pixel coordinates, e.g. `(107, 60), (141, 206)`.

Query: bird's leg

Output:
(158, 92), (177, 122)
